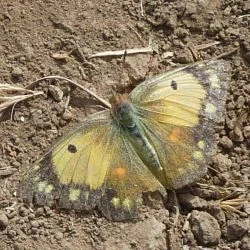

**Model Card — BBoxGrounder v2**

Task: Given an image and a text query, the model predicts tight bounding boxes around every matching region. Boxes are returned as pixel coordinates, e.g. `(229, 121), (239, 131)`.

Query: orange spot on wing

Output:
(111, 166), (127, 178)
(169, 128), (182, 143)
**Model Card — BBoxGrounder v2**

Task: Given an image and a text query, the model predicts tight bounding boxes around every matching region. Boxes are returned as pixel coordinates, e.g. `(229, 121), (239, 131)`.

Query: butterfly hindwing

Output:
(20, 111), (166, 220)
(98, 132), (166, 220)
(129, 60), (231, 188)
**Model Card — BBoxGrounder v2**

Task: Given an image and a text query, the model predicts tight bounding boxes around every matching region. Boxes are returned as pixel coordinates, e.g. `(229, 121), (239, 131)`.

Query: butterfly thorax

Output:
(110, 94), (163, 172)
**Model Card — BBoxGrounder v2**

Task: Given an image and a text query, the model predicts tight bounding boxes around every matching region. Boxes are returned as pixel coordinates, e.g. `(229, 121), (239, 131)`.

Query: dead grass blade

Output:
(26, 76), (111, 109)
(196, 183), (249, 215)
(0, 83), (44, 118)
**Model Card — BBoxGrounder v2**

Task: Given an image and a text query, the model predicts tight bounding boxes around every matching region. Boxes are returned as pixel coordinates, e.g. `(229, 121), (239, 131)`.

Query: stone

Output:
(54, 232), (64, 240)
(124, 54), (151, 82)
(35, 208), (44, 217)
(103, 217), (166, 250)
(62, 110), (73, 121)
(236, 95), (245, 108)
(8, 229), (17, 238)
(243, 126), (250, 138)
(0, 213), (9, 228)
(185, 2), (197, 14)
(224, 6), (231, 15)
(190, 210), (221, 245)
(243, 84), (250, 94)
(241, 234), (250, 250)
(174, 49), (194, 64)
(225, 27), (240, 36)
(11, 67), (23, 78)
(229, 129), (244, 142)
(209, 21), (223, 35)
(224, 220), (249, 241)
(49, 85), (64, 102)
(30, 220), (39, 228)
(166, 14), (177, 30)
(212, 153), (232, 172)
(207, 204), (226, 226)
(178, 193), (208, 209)
(219, 136), (233, 149)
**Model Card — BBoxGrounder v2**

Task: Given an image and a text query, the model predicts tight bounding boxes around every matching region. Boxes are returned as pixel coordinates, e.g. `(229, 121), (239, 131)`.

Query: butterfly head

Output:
(110, 94), (135, 128)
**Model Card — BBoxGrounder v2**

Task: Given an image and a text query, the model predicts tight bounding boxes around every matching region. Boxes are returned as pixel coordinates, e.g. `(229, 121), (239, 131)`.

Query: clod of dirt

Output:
(212, 153), (232, 172)
(54, 232), (64, 240)
(236, 95), (245, 108)
(124, 54), (151, 82)
(190, 210), (221, 246)
(0, 213), (9, 228)
(191, 187), (223, 200)
(244, 200), (250, 215)
(174, 49), (194, 64)
(48, 85), (64, 102)
(104, 217), (166, 250)
(62, 110), (73, 121)
(30, 220), (39, 228)
(241, 234), (250, 250)
(223, 220), (249, 241)
(11, 67), (23, 80)
(7, 229), (17, 238)
(229, 129), (244, 142)
(206, 204), (226, 226)
(241, 40), (250, 63)
(243, 126), (250, 138)
(178, 193), (208, 210)
(219, 136), (234, 149)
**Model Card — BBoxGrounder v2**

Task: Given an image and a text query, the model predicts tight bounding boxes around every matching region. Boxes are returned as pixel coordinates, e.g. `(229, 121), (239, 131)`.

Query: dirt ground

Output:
(0, 0), (250, 249)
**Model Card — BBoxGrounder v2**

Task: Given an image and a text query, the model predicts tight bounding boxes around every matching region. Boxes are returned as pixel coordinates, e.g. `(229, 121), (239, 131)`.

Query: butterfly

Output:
(19, 60), (231, 221)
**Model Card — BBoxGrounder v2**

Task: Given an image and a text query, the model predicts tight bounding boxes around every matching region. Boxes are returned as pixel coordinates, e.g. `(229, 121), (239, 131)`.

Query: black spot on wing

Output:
(68, 144), (77, 153)
(171, 80), (178, 90)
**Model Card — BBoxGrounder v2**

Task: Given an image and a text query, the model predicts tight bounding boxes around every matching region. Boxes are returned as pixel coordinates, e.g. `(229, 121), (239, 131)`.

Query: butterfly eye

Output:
(171, 80), (178, 90)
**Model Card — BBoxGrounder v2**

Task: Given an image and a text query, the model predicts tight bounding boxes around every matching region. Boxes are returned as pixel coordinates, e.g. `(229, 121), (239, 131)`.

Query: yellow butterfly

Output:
(19, 60), (231, 220)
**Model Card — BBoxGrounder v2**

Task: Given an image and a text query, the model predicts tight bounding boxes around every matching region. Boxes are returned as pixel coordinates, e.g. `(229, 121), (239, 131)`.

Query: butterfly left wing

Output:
(129, 60), (231, 189)
(20, 110), (166, 221)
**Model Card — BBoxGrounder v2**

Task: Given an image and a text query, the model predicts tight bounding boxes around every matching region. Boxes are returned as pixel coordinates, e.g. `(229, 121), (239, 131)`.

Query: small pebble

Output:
(219, 136), (233, 149)
(243, 126), (250, 138)
(0, 213), (9, 228)
(30, 220), (39, 228)
(178, 193), (207, 209)
(62, 110), (73, 121)
(49, 85), (64, 102)
(224, 220), (248, 241)
(8, 229), (17, 238)
(11, 67), (23, 78)
(54, 232), (64, 240)
(190, 210), (221, 246)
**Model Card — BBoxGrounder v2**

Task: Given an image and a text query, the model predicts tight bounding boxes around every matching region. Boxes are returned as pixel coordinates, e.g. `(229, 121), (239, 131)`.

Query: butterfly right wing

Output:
(129, 60), (231, 189)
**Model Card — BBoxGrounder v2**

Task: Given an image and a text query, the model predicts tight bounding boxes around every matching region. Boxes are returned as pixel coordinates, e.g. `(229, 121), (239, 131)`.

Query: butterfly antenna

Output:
(118, 48), (128, 91)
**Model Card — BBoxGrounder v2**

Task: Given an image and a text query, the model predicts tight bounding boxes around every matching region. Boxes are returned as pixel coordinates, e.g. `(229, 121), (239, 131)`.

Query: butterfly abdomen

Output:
(111, 94), (163, 172)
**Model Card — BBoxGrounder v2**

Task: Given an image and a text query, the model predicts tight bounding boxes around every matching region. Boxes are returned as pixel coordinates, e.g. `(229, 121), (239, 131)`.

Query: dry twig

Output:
(140, 0), (144, 16)
(194, 41), (221, 50)
(89, 47), (153, 59)
(213, 48), (238, 59)
(26, 76), (111, 109)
